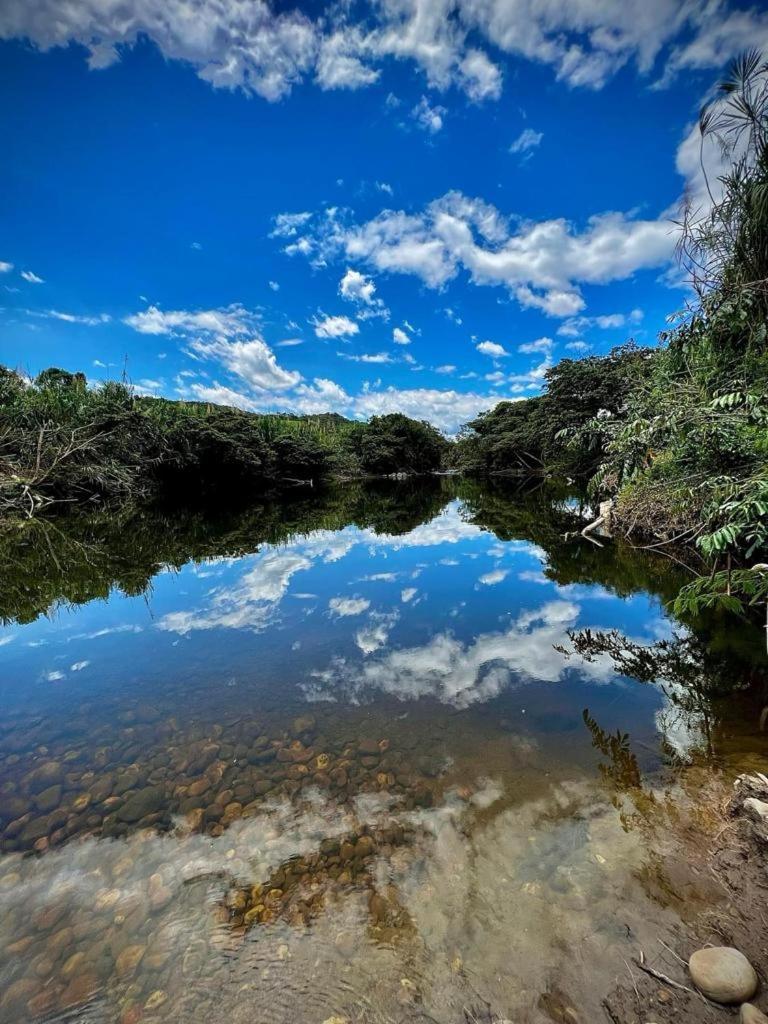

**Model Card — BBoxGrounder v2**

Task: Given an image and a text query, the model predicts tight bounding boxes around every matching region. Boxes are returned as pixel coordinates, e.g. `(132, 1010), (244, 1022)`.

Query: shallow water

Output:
(0, 478), (765, 1024)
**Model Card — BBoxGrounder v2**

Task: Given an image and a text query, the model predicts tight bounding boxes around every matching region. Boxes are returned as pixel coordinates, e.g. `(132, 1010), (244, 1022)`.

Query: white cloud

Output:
(0, 261), (12, 273)
(126, 303), (300, 393)
(401, 588), (418, 603)
(195, 338), (300, 391)
(271, 211), (312, 237)
(509, 128), (543, 156)
(479, 568), (508, 585)
(459, 47), (503, 101)
(353, 386), (515, 434)
(313, 313), (360, 339)
(411, 95), (446, 134)
(21, 270), (44, 284)
(477, 340), (509, 358)
(392, 326), (411, 345)
(339, 268), (377, 304)
(329, 596), (371, 617)
(285, 191), (674, 318)
(4, 0), (768, 111)
(436, 364), (456, 374)
(338, 268), (389, 318)
(268, 280), (280, 291)
(517, 337), (553, 354)
(125, 303), (257, 337)
(315, 28), (380, 90)
(565, 340), (590, 352)
(376, 181), (394, 196)
(30, 309), (111, 326)
(557, 309), (644, 337)
(292, 378), (351, 413)
(339, 351), (395, 364)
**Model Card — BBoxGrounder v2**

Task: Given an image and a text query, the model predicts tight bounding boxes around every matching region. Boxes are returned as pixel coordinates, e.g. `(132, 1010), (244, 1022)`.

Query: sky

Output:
(1, 0), (767, 433)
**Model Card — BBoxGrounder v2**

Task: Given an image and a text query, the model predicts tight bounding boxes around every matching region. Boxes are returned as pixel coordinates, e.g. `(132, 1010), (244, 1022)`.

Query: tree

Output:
(357, 414), (447, 474)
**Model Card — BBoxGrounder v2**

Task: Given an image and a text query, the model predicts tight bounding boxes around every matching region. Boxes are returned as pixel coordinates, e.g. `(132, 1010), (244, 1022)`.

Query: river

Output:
(0, 477), (765, 1024)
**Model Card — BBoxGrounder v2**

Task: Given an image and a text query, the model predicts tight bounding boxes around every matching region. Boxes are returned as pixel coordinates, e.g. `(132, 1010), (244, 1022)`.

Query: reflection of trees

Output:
(567, 628), (767, 758)
(0, 478), (452, 625)
(582, 709), (642, 791)
(458, 476), (687, 605)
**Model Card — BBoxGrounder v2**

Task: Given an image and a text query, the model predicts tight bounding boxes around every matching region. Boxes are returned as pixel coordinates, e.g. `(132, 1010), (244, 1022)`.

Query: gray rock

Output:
(741, 1004), (768, 1024)
(743, 797), (768, 823)
(688, 947), (758, 1004)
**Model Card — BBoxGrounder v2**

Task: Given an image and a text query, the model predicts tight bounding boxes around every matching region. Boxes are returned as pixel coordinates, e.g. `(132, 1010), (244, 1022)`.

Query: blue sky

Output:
(1, 1), (766, 431)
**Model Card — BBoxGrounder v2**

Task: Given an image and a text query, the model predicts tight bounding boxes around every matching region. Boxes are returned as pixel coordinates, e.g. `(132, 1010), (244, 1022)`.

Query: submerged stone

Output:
(116, 786), (164, 822)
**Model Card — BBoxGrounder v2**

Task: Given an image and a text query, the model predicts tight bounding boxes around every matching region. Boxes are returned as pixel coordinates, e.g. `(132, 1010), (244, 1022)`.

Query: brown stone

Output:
(60, 971), (99, 1009)
(115, 944), (145, 978)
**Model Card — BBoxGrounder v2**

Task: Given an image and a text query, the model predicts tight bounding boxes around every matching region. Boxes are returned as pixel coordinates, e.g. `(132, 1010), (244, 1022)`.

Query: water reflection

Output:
(0, 478), (766, 1023)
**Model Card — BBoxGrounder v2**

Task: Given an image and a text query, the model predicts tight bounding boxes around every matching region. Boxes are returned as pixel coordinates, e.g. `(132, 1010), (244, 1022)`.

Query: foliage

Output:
(452, 344), (655, 479)
(0, 370), (447, 516)
(354, 413), (448, 474)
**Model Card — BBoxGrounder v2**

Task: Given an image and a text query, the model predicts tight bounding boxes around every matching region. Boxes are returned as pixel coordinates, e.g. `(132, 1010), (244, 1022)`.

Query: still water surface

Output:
(0, 478), (765, 1023)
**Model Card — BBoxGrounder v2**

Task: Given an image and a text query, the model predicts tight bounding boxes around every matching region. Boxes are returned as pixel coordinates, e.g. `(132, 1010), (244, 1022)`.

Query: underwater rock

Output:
(60, 971), (99, 1009)
(115, 944), (145, 978)
(291, 714), (316, 738)
(689, 947), (758, 1004)
(116, 786), (164, 823)
(25, 760), (64, 793)
(34, 784), (62, 813)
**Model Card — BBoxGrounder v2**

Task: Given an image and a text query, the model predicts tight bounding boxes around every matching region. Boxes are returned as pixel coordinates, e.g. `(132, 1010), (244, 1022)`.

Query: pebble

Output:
(688, 947), (758, 1004)
(741, 1005), (768, 1024)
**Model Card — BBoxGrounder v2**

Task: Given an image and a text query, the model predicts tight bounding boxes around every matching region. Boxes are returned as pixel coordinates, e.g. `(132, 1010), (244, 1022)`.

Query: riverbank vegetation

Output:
(0, 368), (447, 515)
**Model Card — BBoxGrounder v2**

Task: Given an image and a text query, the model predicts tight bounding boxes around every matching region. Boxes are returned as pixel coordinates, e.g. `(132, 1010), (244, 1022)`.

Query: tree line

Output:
(0, 368), (448, 515)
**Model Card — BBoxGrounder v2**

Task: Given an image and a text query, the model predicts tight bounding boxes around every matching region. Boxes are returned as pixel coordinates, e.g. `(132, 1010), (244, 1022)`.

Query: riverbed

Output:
(0, 477), (765, 1024)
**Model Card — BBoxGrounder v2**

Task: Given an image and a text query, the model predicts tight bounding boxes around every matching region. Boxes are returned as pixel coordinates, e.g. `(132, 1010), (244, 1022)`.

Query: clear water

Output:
(0, 478), (765, 1024)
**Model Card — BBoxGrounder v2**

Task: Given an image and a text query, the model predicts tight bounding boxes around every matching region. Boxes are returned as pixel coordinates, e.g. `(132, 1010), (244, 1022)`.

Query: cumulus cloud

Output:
(338, 268), (389, 318)
(392, 326), (411, 345)
(477, 340), (509, 358)
(0, 261), (13, 273)
(281, 191), (675, 317)
(353, 385), (515, 434)
(312, 313), (360, 339)
(339, 268), (376, 305)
